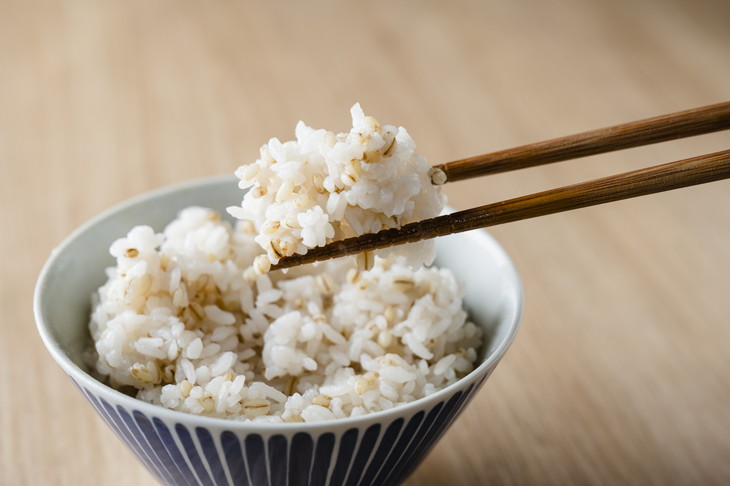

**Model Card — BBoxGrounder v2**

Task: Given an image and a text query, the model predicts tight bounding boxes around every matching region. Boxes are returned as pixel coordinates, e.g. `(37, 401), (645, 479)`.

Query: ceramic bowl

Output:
(35, 176), (522, 486)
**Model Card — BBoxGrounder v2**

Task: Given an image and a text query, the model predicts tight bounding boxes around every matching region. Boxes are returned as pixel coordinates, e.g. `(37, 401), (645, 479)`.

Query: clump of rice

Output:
(227, 103), (444, 273)
(88, 207), (482, 422)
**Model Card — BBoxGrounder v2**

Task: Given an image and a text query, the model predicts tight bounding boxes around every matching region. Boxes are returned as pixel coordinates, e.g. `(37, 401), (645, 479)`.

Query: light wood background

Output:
(2, 0), (729, 484)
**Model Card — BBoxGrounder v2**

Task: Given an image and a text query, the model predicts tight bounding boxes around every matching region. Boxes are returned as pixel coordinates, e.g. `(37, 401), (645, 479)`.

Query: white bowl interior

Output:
(36, 176), (522, 388)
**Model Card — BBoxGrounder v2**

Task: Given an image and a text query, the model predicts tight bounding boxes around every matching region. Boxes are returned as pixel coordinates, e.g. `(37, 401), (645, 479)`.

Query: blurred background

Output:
(2, 0), (729, 484)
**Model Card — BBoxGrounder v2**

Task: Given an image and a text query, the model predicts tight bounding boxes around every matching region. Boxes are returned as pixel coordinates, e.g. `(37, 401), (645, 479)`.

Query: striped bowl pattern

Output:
(73, 375), (489, 486)
(35, 176), (522, 486)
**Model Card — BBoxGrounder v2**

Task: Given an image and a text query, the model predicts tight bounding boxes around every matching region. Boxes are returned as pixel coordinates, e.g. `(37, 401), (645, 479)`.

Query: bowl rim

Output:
(34, 175), (523, 432)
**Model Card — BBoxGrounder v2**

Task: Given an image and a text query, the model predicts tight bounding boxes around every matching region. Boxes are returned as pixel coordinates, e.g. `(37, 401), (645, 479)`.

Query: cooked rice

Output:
(227, 103), (444, 271)
(88, 207), (482, 422)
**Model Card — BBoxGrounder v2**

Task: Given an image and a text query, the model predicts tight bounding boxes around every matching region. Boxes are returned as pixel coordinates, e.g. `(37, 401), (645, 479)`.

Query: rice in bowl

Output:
(87, 207), (482, 422)
(87, 106), (483, 423)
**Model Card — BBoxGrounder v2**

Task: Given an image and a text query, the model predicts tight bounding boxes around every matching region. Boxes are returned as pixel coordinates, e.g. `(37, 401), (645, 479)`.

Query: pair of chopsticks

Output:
(273, 102), (730, 270)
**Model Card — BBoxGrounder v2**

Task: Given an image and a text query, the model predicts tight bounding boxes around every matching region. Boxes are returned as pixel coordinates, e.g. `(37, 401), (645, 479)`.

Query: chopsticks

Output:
(272, 102), (730, 270)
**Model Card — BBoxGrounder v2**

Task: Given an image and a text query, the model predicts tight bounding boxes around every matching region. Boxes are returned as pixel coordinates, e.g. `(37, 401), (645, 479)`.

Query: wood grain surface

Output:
(2, 0), (729, 485)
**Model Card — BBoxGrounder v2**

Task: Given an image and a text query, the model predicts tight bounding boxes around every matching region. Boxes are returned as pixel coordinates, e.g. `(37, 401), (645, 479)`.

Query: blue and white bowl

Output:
(35, 176), (523, 486)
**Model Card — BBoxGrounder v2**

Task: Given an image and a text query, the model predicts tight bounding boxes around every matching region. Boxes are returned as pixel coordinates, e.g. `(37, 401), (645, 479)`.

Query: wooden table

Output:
(3, 0), (729, 484)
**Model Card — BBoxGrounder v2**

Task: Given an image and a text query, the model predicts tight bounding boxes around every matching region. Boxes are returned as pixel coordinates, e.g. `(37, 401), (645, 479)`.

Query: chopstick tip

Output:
(428, 167), (447, 185)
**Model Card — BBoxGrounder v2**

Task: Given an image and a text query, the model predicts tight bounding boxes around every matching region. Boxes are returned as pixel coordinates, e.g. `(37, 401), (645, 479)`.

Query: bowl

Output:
(34, 175), (523, 486)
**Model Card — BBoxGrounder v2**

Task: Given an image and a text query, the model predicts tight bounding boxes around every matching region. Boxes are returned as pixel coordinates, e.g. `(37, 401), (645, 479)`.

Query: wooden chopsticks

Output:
(272, 102), (730, 270)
